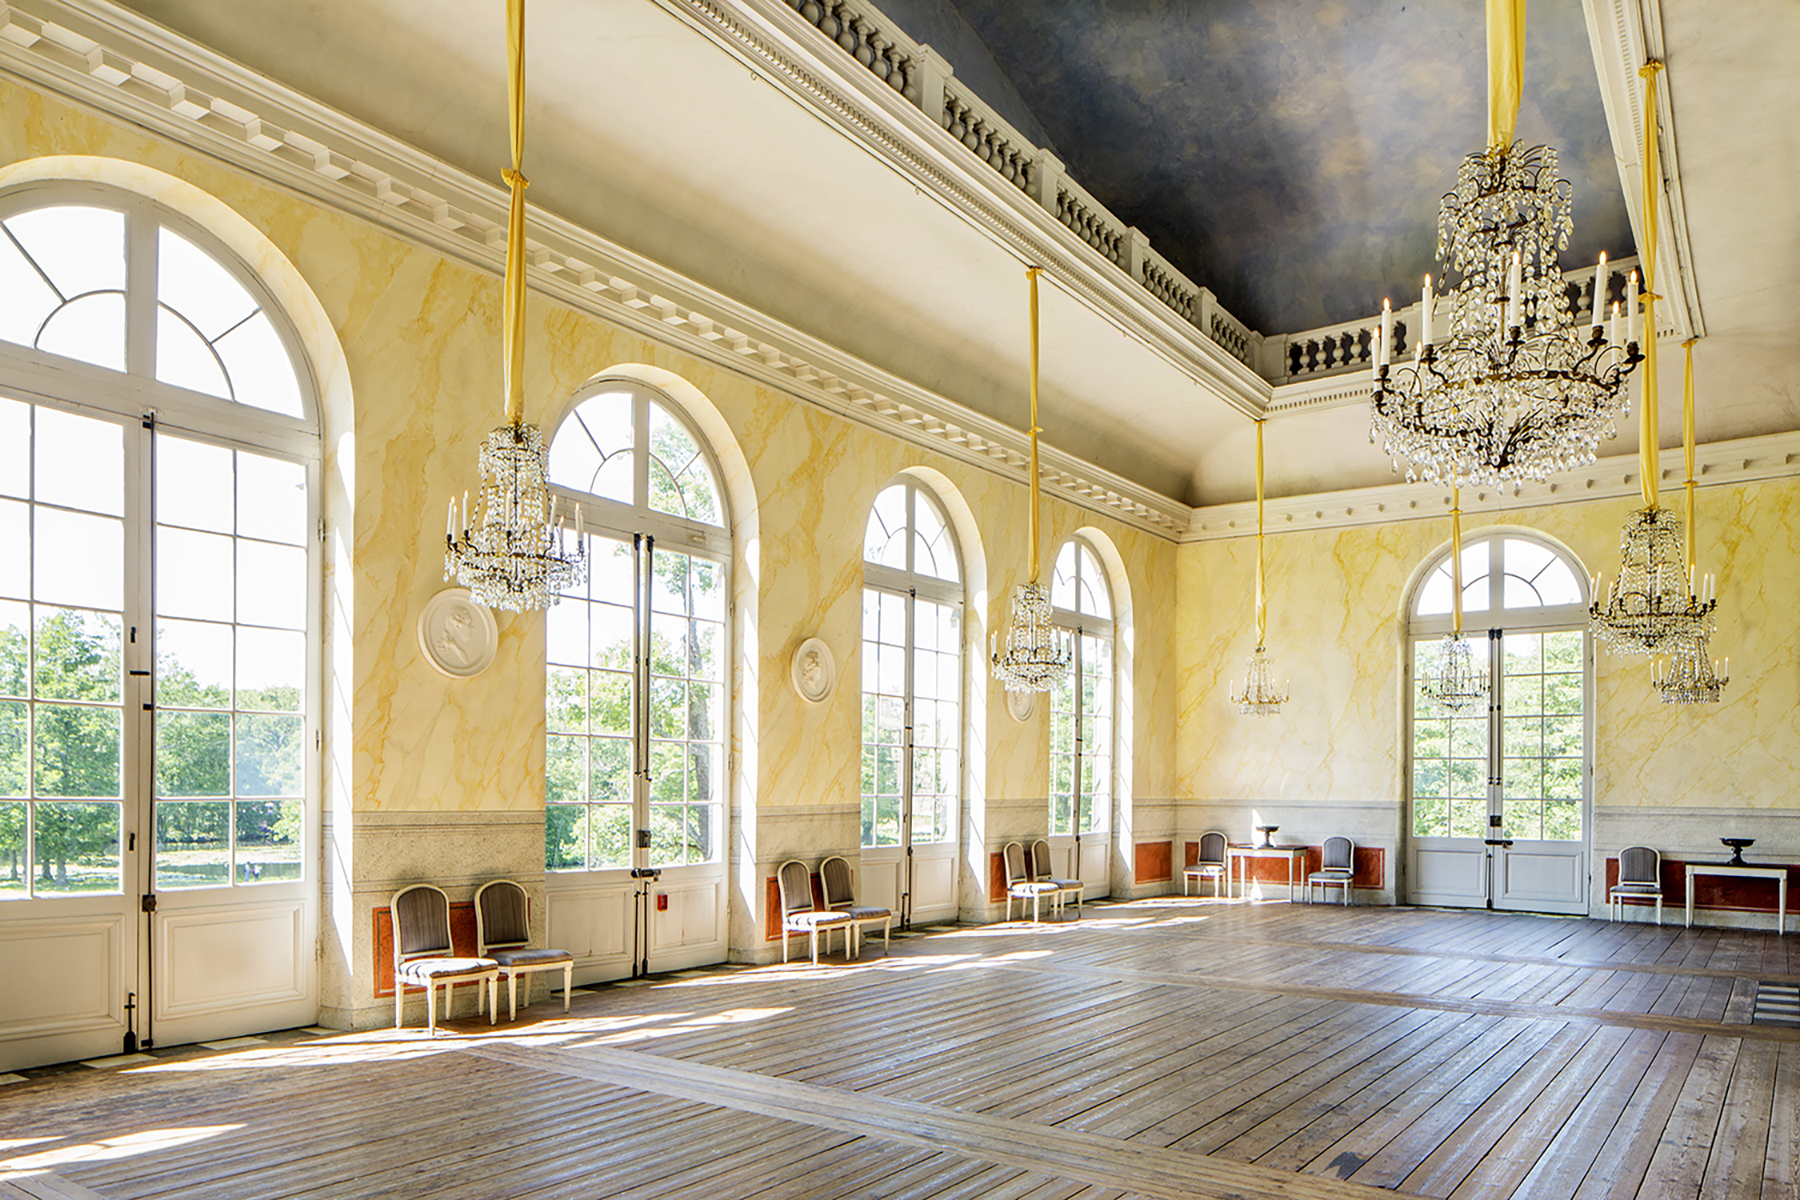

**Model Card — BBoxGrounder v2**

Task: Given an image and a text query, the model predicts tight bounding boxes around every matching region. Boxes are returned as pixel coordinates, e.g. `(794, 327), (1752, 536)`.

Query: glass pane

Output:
(590, 736), (630, 804)
(1502, 574), (1543, 610)
(156, 527), (232, 621)
(157, 620), (232, 708)
(33, 704), (120, 797)
(237, 453), (307, 545)
(155, 711), (231, 796)
(35, 510), (123, 610)
(156, 308), (231, 399)
(213, 314), (305, 418)
(157, 437), (233, 533)
(155, 800), (229, 889)
(1533, 560), (1583, 606)
(590, 600), (633, 670)
(1051, 541), (1078, 611)
(649, 802), (684, 866)
(236, 626), (303, 711)
(590, 672), (631, 737)
(36, 407), (123, 516)
(551, 392), (635, 497)
(1448, 798), (1486, 839)
(545, 803), (588, 871)
(235, 799), (302, 883)
(0, 800), (23, 897)
(545, 735), (585, 805)
(865, 485), (906, 568)
(237, 540), (306, 629)
(0, 231), (59, 350)
(545, 601), (586, 667)
(1544, 800), (1581, 840)
(547, 668), (586, 734)
(1504, 798), (1544, 840)
(1413, 799), (1448, 838)
(591, 804), (630, 869)
(158, 227), (257, 340)
(5, 208), (125, 300)
(648, 402), (719, 525)
(235, 713), (302, 797)
(33, 607), (121, 703)
(910, 489), (957, 582)
(0, 501), (23, 598)
(33, 800), (120, 893)
(37, 292), (125, 372)
(1415, 562), (1452, 616)
(0, 701), (24, 794)
(0, 399), (23, 499)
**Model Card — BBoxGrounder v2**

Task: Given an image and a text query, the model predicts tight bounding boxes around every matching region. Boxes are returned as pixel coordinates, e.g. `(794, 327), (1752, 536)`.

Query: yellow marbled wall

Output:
(1177, 478), (1800, 809)
(0, 78), (1180, 830)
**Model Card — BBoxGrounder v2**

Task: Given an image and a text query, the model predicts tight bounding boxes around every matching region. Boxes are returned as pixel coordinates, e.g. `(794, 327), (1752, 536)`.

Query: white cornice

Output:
(1184, 430), (1800, 542)
(0, 0), (1197, 538)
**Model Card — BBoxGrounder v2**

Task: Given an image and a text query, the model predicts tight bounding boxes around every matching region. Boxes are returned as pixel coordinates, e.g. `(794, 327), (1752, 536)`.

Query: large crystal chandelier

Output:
(444, 0), (585, 611)
(1369, 0), (1640, 490)
(1591, 63), (1715, 659)
(991, 266), (1072, 693)
(1419, 489), (1489, 714)
(1229, 420), (1289, 716)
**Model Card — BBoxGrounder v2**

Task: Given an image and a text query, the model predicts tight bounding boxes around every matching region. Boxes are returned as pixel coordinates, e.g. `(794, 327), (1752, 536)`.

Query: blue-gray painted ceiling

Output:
(919, 0), (1634, 335)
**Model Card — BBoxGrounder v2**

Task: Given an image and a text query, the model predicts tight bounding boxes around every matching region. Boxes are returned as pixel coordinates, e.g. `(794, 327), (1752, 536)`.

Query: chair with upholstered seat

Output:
(390, 883), (499, 1035)
(1004, 841), (1062, 923)
(820, 855), (892, 958)
(1184, 831), (1228, 898)
(1609, 846), (1663, 924)
(1307, 837), (1356, 904)
(778, 859), (853, 964)
(474, 879), (575, 1020)
(1031, 838), (1083, 918)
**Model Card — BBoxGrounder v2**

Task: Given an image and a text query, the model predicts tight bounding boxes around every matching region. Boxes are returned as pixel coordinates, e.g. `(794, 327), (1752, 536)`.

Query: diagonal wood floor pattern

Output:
(3, 897), (1797, 1199)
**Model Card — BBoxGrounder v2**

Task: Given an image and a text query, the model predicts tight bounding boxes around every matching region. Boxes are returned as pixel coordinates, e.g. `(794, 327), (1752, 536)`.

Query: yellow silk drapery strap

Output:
(1637, 60), (1664, 508)
(1681, 338), (1698, 572)
(1026, 266), (1043, 583)
(501, 0), (529, 428)
(1486, 0), (1526, 149)
(1254, 420), (1267, 649)
(1450, 488), (1465, 639)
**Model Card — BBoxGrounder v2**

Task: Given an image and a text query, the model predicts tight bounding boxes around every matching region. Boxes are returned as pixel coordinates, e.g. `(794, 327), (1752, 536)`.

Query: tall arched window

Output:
(860, 479), (962, 924)
(0, 183), (321, 1066)
(1406, 533), (1592, 914)
(1048, 539), (1113, 890)
(546, 385), (729, 883)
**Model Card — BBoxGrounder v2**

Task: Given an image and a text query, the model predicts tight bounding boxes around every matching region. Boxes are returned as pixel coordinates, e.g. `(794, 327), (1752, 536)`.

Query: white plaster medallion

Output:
(790, 637), (835, 704)
(417, 588), (499, 679)
(1005, 687), (1037, 722)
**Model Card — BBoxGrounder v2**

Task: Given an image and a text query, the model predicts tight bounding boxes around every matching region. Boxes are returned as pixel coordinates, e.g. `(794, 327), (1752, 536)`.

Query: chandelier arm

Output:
(1027, 265), (1042, 584)
(1486, 0), (1525, 151)
(501, 0), (529, 429)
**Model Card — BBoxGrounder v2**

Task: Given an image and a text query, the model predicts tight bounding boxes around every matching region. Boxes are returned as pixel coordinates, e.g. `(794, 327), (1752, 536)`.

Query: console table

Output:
(1228, 844), (1306, 902)
(1685, 863), (1788, 933)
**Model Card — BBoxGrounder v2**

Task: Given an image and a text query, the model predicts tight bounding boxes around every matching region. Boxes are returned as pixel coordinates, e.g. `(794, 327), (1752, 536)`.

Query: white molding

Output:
(0, 0), (1195, 538)
(1184, 429), (1800, 541)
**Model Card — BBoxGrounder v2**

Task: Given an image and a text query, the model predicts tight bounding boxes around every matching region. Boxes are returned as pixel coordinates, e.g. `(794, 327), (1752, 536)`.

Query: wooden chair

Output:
(1003, 841), (1061, 923)
(1184, 831), (1228, 897)
(1609, 846), (1663, 924)
(390, 884), (498, 1035)
(777, 859), (853, 964)
(820, 855), (892, 958)
(1307, 837), (1356, 904)
(474, 879), (575, 1021)
(1031, 838), (1084, 918)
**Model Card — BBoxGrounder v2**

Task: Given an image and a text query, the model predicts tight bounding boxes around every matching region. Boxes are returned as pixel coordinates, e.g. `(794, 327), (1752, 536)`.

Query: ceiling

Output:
(107, 0), (1800, 510)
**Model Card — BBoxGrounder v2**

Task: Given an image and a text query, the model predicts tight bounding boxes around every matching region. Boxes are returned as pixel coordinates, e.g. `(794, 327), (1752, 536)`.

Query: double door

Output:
(1047, 627), (1112, 896)
(1, 397), (317, 1070)
(544, 530), (727, 981)
(1407, 628), (1590, 914)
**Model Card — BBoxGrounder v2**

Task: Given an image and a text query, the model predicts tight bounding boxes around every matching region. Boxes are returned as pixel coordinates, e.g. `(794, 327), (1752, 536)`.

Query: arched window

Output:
(1049, 539), (1113, 842)
(545, 384), (728, 877)
(1406, 533), (1592, 914)
(0, 182), (321, 1063)
(860, 479), (962, 924)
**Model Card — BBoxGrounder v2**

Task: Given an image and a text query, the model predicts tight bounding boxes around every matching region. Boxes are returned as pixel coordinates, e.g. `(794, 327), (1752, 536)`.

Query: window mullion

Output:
(901, 588), (915, 845)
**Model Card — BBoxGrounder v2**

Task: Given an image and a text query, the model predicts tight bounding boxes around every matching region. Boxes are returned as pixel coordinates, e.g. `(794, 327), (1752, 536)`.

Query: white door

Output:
(1048, 629), (1113, 897)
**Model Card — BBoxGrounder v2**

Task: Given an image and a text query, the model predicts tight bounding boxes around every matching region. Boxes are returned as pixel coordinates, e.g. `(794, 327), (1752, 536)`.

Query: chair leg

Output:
(394, 982), (404, 1030)
(562, 962), (573, 1012)
(883, 915), (891, 955)
(507, 972), (518, 1022)
(488, 976), (498, 1025)
(782, 926), (790, 964)
(426, 981), (438, 1036)
(810, 926), (819, 965)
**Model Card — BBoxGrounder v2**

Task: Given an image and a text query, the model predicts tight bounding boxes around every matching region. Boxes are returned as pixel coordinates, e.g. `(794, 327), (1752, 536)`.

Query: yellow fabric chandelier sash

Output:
(1636, 59), (1664, 508)
(1681, 338), (1698, 572)
(1450, 488), (1466, 639)
(1486, 0), (1526, 149)
(1026, 266), (1044, 583)
(1253, 420), (1267, 649)
(501, 0), (530, 428)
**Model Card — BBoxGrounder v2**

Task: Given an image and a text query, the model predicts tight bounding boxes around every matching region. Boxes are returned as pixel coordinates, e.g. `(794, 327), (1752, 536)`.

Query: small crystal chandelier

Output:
(990, 265), (1072, 693)
(1420, 488), (1489, 713)
(1229, 420), (1289, 716)
(443, 0), (585, 611)
(1654, 637), (1728, 705)
(1369, 0), (1640, 490)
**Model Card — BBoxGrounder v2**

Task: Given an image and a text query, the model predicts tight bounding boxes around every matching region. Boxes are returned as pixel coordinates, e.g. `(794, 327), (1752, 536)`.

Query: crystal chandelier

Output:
(1369, 0), (1640, 490)
(1654, 637), (1728, 705)
(991, 265), (1072, 693)
(1229, 420), (1289, 716)
(1419, 489), (1489, 714)
(443, 0), (585, 611)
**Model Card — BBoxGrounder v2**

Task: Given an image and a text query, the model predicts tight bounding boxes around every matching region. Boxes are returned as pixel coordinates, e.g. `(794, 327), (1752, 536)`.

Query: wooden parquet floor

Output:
(3, 898), (1797, 1199)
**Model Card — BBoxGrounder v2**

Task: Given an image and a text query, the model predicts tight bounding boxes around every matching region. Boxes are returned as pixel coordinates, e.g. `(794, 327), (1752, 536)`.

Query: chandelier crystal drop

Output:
(1419, 632), (1490, 715)
(1589, 506), (1714, 656)
(1230, 645), (1290, 717)
(1653, 636), (1728, 705)
(444, 423), (586, 611)
(991, 265), (1072, 693)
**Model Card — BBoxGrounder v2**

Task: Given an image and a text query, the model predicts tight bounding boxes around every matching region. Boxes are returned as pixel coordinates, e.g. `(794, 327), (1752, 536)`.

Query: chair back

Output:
(1002, 841), (1029, 886)
(1198, 831), (1227, 867)
(475, 879), (531, 953)
(1619, 845), (1660, 886)
(777, 860), (817, 917)
(391, 884), (453, 969)
(1322, 836), (1355, 873)
(1030, 839), (1060, 882)
(820, 855), (856, 909)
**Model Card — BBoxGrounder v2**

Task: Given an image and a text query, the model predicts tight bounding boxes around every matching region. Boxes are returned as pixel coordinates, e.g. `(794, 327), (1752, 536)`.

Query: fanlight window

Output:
(1414, 536), (1583, 618)
(0, 204), (305, 418)
(1051, 541), (1111, 620)
(864, 483), (959, 583)
(549, 390), (723, 527)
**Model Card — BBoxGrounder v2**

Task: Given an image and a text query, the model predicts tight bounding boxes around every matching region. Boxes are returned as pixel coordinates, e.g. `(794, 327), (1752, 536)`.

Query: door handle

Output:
(1483, 838), (1514, 848)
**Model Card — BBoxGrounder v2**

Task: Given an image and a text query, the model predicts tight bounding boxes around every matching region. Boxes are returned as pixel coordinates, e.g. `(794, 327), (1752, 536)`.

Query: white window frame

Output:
(1049, 537), (1115, 839)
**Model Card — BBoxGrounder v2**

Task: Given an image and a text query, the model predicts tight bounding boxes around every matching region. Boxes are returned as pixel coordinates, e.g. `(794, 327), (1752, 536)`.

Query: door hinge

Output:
(140, 894), (157, 913)
(316, 729), (322, 751)
(318, 517), (327, 543)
